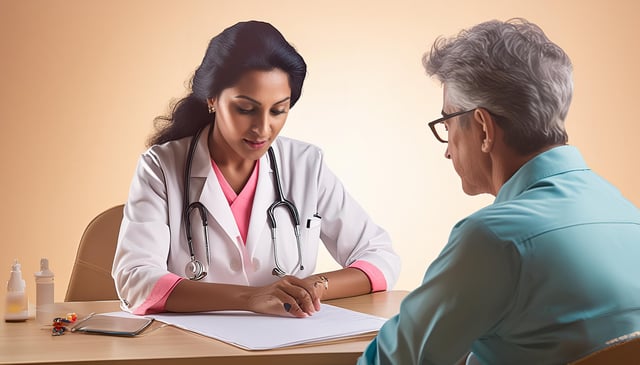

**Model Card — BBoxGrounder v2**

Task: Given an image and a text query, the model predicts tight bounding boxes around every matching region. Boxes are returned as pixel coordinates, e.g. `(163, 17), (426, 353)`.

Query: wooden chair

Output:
(568, 336), (640, 364)
(65, 204), (124, 301)
(460, 336), (640, 365)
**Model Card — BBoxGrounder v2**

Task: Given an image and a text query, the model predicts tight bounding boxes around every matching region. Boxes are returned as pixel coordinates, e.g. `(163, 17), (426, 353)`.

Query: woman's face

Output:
(209, 68), (291, 164)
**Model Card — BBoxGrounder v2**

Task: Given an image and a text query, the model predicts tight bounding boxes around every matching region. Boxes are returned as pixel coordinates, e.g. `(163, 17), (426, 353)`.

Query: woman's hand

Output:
(246, 275), (328, 318)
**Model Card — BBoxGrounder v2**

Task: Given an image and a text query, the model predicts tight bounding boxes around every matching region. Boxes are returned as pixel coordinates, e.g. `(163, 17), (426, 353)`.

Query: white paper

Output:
(145, 304), (387, 350)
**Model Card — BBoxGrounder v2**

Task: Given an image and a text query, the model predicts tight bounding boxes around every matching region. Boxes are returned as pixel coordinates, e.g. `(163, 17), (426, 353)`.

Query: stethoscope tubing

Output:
(183, 124), (304, 280)
(267, 147), (304, 277)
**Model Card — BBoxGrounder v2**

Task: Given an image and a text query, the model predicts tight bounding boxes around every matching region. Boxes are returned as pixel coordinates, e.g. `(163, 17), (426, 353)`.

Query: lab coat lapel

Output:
(246, 150), (275, 258)
(188, 125), (241, 247)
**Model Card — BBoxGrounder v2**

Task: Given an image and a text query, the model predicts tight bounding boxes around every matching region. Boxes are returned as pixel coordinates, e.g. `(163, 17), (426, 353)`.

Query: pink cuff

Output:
(133, 273), (184, 315)
(349, 260), (387, 292)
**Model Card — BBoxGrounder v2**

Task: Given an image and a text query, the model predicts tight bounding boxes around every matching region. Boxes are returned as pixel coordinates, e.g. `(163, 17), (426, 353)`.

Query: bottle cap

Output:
(7, 259), (26, 292)
(35, 258), (54, 278)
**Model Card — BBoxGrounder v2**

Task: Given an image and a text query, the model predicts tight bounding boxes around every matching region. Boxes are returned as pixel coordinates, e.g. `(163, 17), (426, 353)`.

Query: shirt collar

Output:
(495, 145), (590, 203)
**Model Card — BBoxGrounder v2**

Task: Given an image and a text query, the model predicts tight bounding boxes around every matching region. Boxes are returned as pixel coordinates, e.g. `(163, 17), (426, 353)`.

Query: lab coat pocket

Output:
(297, 216), (322, 275)
(303, 216), (322, 247)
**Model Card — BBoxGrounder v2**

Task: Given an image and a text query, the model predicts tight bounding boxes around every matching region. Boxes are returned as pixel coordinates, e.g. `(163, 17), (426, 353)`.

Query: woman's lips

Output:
(244, 139), (267, 149)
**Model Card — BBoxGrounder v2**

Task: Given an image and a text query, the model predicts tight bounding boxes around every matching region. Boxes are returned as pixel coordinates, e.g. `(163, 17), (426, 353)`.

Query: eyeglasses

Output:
(427, 109), (476, 143)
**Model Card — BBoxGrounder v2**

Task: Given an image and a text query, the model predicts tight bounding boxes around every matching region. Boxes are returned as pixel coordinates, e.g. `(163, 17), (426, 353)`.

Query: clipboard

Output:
(70, 313), (154, 336)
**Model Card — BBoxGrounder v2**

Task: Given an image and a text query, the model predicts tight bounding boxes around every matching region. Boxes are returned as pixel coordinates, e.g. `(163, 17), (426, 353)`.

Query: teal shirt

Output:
(358, 146), (640, 365)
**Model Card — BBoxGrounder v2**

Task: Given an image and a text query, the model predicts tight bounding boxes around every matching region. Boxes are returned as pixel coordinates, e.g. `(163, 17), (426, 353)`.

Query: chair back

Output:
(65, 204), (124, 301)
(568, 337), (640, 364)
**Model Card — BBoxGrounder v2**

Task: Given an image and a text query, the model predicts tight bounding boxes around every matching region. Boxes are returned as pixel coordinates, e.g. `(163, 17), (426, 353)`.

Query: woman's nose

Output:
(252, 113), (270, 134)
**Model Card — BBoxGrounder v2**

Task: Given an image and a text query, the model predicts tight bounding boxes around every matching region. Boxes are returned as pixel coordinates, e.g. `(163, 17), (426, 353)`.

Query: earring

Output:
(482, 139), (492, 152)
(208, 105), (216, 114)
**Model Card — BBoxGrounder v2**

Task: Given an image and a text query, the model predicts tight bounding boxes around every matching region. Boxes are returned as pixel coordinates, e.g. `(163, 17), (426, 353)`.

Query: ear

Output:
(207, 98), (217, 114)
(473, 108), (496, 153)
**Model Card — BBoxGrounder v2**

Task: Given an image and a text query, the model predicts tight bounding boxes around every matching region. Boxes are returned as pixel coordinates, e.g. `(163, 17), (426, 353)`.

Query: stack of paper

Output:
(148, 304), (387, 350)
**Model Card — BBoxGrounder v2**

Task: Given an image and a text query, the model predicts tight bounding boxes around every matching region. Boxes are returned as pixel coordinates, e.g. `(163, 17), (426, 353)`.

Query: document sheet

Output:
(146, 304), (387, 350)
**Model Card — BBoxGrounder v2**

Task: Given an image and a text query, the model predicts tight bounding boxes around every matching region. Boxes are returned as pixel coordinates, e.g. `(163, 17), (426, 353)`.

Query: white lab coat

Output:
(112, 125), (400, 312)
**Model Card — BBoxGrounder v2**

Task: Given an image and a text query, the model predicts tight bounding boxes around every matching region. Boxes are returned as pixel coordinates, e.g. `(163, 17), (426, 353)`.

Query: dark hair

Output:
(148, 20), (307, 147)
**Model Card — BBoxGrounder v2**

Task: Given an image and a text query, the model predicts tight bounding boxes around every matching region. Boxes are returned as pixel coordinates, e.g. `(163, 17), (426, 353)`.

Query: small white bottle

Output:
(34, 258), (55, 324)
(4, 259), (28, 322)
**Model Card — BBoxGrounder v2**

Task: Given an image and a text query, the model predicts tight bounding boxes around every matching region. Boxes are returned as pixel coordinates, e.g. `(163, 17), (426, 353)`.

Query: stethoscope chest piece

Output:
(185, 258), (207, 281)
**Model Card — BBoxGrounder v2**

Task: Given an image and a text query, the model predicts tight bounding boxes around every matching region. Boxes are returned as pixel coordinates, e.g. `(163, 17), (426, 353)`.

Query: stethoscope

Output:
(183, 125), (305, 281)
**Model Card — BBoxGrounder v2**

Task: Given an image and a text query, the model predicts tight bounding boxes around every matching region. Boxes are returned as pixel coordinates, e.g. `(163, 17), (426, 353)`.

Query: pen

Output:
(70, 312), (96, 332)
(306, 213), (322, 228)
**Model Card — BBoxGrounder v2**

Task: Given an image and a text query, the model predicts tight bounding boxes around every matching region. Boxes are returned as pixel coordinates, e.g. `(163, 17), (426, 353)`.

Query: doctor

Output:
(112, 20), (400, 318)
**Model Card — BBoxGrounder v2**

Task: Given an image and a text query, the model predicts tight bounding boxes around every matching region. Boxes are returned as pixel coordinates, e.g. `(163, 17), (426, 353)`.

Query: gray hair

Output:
(423, 18), (572, 154)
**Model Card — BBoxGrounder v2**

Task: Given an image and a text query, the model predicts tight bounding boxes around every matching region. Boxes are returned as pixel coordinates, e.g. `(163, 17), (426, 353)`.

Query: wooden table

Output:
(1, 290), (407, 365)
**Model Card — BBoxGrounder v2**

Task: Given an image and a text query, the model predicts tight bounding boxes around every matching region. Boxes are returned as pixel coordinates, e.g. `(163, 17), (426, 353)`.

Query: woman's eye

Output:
(271, 109), (287, 116)
(237, 107), (254, 114)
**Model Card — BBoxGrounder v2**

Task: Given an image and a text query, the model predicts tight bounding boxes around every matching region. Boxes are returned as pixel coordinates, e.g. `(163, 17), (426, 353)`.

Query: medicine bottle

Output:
(34, 258), (55, 324)
(4, 259), (28, 322)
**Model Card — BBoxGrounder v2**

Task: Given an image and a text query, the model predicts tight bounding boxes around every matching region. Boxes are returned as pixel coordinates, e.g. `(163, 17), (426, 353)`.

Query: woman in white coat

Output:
(112, 20), (400, 318)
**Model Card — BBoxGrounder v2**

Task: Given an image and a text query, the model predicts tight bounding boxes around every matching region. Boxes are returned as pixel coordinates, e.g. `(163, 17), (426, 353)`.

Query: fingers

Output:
(247, 276), (324, 318)
(287, 276), (325, 313)
(269, 275), (325, 317)
(281, 286), (316, 316)
(283, 303), (292, 312)
(281, 301), (309, 318)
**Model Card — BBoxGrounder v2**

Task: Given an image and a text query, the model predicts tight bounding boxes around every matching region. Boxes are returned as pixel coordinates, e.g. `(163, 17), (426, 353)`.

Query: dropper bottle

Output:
(4, 259), (28, 322)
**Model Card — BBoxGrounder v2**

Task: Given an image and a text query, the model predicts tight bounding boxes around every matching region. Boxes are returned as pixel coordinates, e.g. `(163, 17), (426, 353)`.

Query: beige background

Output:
(1, 0), (639, 305)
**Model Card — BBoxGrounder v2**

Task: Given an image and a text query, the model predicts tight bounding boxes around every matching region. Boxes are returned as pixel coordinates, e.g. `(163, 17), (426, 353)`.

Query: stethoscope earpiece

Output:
(185, 259), (207, 281)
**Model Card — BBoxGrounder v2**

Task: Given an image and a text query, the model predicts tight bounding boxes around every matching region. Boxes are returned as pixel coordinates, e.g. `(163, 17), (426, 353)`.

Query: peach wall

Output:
(1, 0), (639, 305)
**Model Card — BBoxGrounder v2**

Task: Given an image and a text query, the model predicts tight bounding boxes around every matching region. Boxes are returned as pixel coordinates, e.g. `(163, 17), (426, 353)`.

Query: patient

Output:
(358, 18), (640, 364)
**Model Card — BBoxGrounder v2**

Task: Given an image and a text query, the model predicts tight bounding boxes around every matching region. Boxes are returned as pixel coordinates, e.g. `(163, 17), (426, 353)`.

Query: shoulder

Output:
(450, 195), (563, 257)
(139, 136), (192, 168)
(272, 136), (324, 162)
(448, 203), (531, 256)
